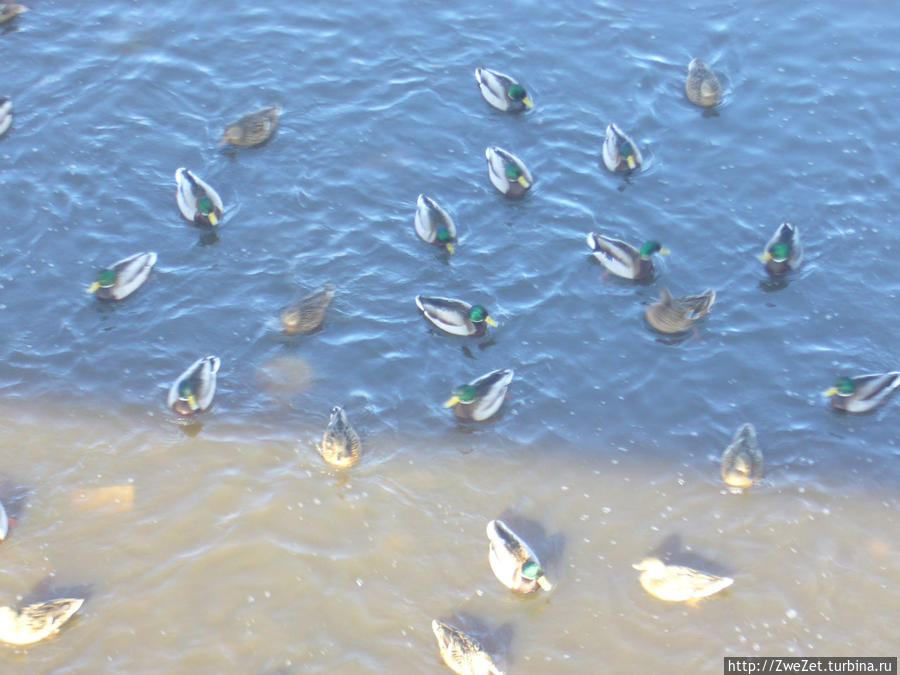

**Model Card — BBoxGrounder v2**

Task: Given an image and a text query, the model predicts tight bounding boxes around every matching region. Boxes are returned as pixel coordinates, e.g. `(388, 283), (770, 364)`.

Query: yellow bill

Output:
(445, 242), (455, 254)
(758, 251), (772, 262)
(443, 395), (460, 408)
(659, 246), (671, 255)
(208, 212), (219, 226)
(522, 96), (534, 108)
(87, 282), (100, 293)
(485, 316), (498, 327)
(517, 175), (530, 188)
(537, 575), (553, 591)
(187, 394), (198, 409)
(822, 387), (838, 397)
(626, 155), (636, 170)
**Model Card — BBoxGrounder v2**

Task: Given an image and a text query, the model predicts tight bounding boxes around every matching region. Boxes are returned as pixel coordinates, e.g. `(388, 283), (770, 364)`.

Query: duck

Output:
(645, 287), (715, 334)
(474, 67), (533, 112)
(414, 195), (457, 254)
(280, 284), (335, 335)
(86, 251), (157, 301)
(586, 233), (669, 280)
(602, 123), (643, 172)
(0, 499), (7, 541)
(167, 355), (220, 416)
(485, 146), (533, 197)
(823, 372), (900, 413)
(633, 557), (732, 602)
(0, 4), (27, 25)
(720, 423), (763, 488)
(431, 619), (503, 675)
(175, 168), (223, 226)
(444, 369), (513, 422)
(486, 519), (552, 593)
(685, 58), (722, 107)
(316, 406), (361, 468)
(0, 598), (84, 646)
(759, 222), (802, 275)
(415, 296), (497, 337)
(0, 97), (11, 137)
(220, 105), (281, 146)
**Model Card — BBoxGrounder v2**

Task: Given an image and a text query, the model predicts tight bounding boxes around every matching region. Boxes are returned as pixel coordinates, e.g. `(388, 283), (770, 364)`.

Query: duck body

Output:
(685, 58), (722, 107)
(444, 369), (513, 422)
(602, 123), (643, 172)
(414, 195), (457, 253)
(474, 67), (533, 112)
(175, 168), (223, 226)
(167, 355), (220, 416)
(280, 284), (335, 335)
(760, 222), (802, 275)
(0, 97), (12, 137)
(431, 619), (503, 675)
(645, 287), (715, 334)
(415, 296), (497, 337)
(721, 423), (763, 488)
(0, 598), (84, 646)
(633, 557), (732, 602)
(485, 146), (533, 197)
(586, 233), (668, 280)
(221, 105), (281, 146)
(0, 4), (27, 25)
(824, 372), (900, 413)
(0, 499), (7, 541)
(316, 406), (361, 468)
(87, 251), (157, 301)
(486, 519), (552, 594)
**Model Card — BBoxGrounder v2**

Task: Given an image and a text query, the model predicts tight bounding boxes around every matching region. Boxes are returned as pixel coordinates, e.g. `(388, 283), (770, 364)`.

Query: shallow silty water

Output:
(1, 0), (899, 672)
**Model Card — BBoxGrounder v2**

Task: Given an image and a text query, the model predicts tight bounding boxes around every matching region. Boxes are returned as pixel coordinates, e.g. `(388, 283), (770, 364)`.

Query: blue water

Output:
(1, 0), (898, 671)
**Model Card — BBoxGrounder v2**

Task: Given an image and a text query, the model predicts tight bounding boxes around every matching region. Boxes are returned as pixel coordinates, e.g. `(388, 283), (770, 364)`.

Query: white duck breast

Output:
(101, 251), (157, 300)
(0, 499), (8, 541)
(175, 168), (224, 225)
(602, 123), (643, 172)
(167, 355), (221, 414)
(475, 67), (530, 112)
(485, 146), (533, 196)
(0, 97), (11, 137)
(414, 194), (456, 244)
(468, 368), (514, 421)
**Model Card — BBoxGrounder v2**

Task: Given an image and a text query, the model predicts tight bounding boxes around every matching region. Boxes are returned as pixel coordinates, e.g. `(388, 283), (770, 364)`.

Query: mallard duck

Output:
(414, 194), (457, 254)
(720, 423), (763, 488)
(633, 557), (732, 602)
(823, 372), (900, 413)
(485, 146), (533, 197)
(431, 619), (503, 675)
(0, 598), (83, 646)
(0, 499), (8, 541)
(602, 123), (643, 173)
(685, 58), (722, 107)
(220, 105), (281, 146)
(645, 287), (715, 334)
(167, 355), (220, 416)
(0, 4), (27, 25)
(280, 284), (335, 335)
(175, 168), (223, 227)
(486, 519), (552, 593)
(316, 405), (361, 468)
(474, 67), (533, 112)
(86, 251), (157, 301)
(586, 233), (668, 280)
(444, 369), (513, 422)
(415, 296), (497, 337)
(0, 97), (12, 137)
(759, 222), (802, 275)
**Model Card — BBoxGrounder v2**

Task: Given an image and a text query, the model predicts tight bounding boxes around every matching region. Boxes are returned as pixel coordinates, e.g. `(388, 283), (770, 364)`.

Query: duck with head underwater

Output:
(475, 67), (533, 112)
(316, 406), (361, 468)
(644, 287), (715, 334)
(685, 58), (722, 107)
(823, 372), (900, 413)
(220, 105), (281, 146)
(431, 619), (503, 675)
(720, 422), (763, 488)
(167, 356), (220, 416)
(0, 4), (27, 26)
